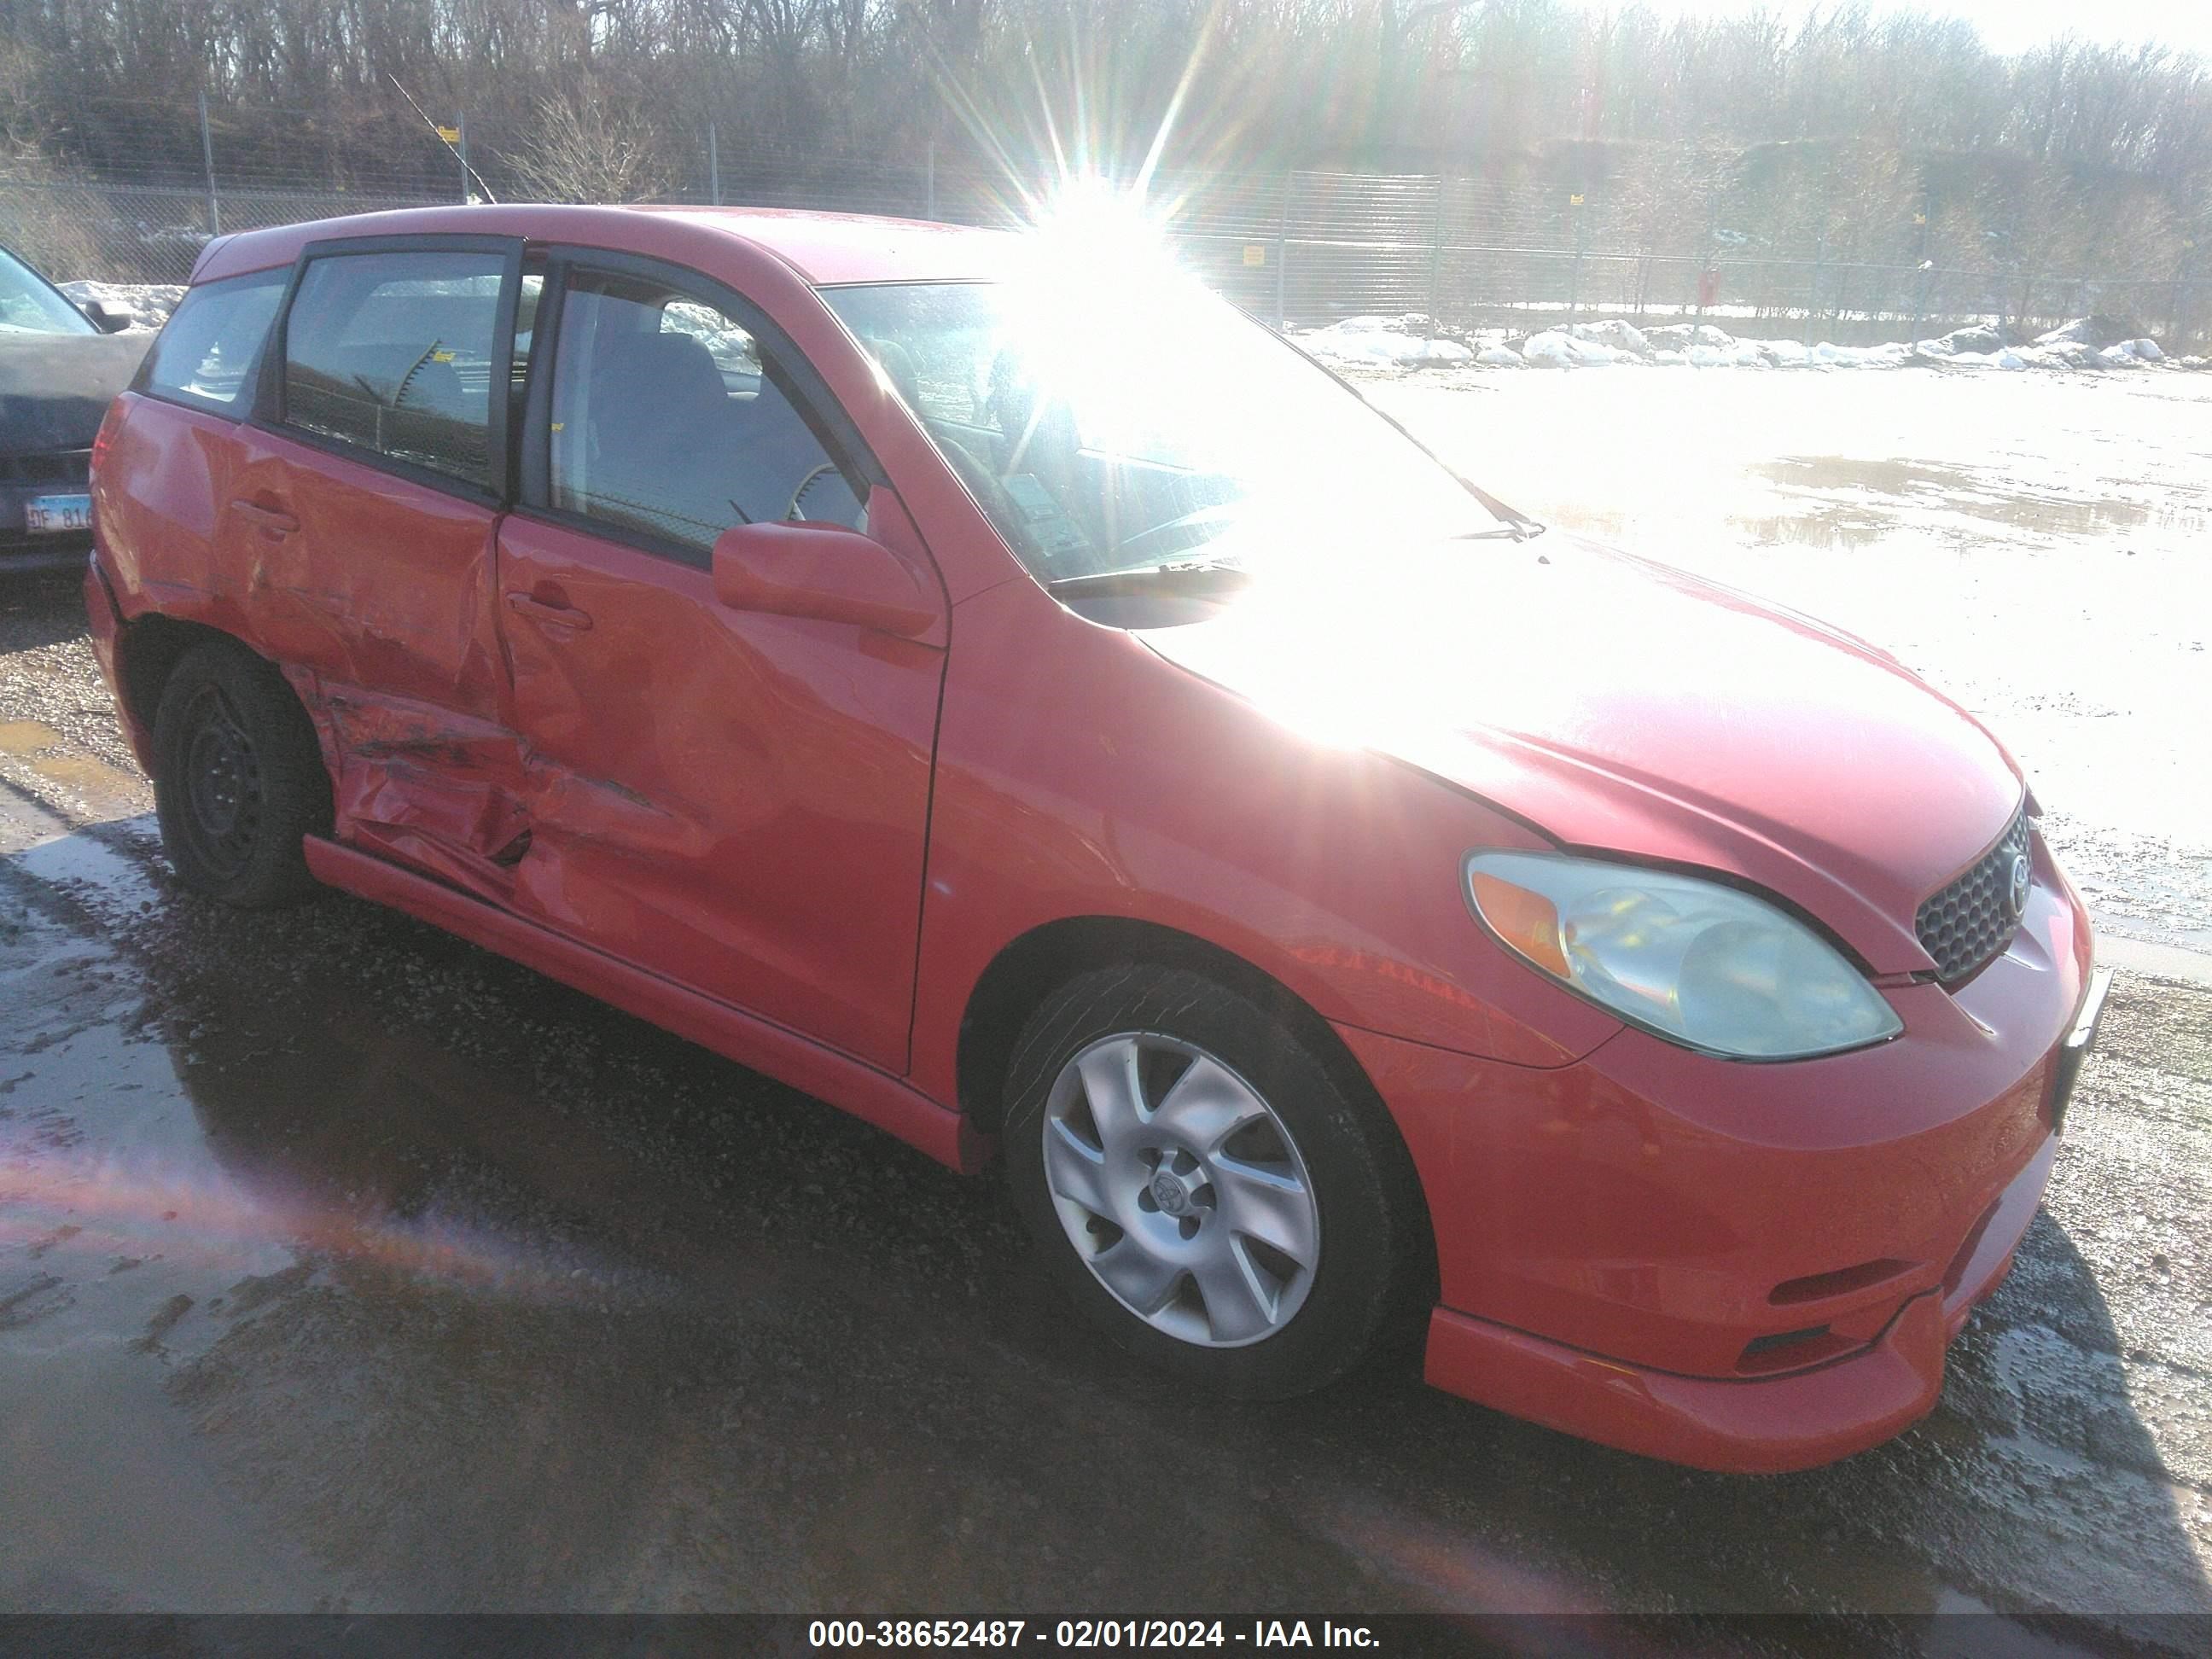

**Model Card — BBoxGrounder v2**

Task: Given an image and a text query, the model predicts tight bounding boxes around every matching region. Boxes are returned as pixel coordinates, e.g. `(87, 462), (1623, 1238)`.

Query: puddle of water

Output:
(0, 720), (66, 754)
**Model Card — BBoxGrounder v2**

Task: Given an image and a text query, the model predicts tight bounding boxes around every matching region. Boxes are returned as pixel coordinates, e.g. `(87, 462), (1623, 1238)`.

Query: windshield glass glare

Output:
(824, 265), (1492, 584)
(0, 247), (96, 336)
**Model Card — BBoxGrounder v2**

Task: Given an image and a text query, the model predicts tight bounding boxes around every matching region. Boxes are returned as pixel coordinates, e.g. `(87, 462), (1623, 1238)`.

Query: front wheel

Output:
(151, 640), (332, 907)
(1003, 965), (1423, 1398)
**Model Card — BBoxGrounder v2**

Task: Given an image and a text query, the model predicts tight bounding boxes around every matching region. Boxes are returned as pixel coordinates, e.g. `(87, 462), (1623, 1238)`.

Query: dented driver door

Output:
(491, 253), (947, 1074)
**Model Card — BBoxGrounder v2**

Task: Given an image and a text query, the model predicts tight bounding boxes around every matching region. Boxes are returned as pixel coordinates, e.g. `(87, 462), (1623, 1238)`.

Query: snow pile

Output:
(60, 280), (183, 332)
(1812, 341), (1915, 369)
(1304, 311), (2197, 375)
(1569, 319), (1651, 357)
(1521, 330), (1621, 368)
(1643, 323), (1738, 352)
(1297, 315), (1474, 367)
(1920, 324), (2004, 357)
(2034, 315), (2150, 351)
(1693, 339), (1785, 368)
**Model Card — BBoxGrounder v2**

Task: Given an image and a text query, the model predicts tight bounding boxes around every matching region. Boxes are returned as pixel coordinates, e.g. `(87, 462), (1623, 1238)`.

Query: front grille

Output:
(1915, 806), (2032, 982)
(0, 448), (93, 486)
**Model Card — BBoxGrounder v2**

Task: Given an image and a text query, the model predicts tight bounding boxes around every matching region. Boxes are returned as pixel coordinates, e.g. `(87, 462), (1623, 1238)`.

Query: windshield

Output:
(823, 271), (1499, 585)
(0, 247), (96, 336)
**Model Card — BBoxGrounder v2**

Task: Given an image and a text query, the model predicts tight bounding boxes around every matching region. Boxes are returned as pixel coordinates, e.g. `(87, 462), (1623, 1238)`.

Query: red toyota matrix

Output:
(84, 203), (2109, 1471)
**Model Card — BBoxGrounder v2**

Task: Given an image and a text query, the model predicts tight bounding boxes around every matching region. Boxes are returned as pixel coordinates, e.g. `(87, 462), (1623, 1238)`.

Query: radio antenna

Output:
(388, 73), (498, 204)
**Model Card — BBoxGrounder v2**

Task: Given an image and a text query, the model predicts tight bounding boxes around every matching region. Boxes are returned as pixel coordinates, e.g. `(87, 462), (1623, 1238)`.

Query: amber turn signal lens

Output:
(1468, 871), (1571, 979)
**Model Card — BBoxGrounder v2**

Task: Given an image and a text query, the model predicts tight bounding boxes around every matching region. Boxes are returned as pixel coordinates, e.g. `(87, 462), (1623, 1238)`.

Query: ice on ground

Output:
(1297, 315), (1473, 367)
(2125, 338), (2164, 362)
(60, 281), (183, 332)
(1476, 345), (1524, 367)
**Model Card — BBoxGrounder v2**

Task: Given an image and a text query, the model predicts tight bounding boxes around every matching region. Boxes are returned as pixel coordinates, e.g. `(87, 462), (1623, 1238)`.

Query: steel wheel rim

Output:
(178, 684), (263, 879)
(1041, 1032), (1320, 1348)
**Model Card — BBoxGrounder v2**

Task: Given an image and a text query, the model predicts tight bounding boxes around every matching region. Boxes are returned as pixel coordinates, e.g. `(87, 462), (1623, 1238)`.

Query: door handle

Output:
(505, 590), (593, 631)
(230, 498), (300, 535)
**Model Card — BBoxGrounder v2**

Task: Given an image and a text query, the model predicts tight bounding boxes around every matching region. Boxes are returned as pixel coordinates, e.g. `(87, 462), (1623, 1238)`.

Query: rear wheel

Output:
(1003, 964), (1421, 1398)
(151, 641), (331, 907)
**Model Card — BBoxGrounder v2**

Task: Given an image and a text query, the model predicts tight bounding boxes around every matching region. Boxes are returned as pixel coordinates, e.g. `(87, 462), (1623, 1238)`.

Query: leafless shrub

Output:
(503, 90), (676, 205)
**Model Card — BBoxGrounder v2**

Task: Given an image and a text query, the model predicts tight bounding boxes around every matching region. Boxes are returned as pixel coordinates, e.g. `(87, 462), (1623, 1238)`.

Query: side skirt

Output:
(302, 835), (987, 1174)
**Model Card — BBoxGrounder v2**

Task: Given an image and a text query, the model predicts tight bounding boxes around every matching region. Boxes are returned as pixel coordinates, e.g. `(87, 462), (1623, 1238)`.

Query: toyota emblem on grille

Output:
(2007, 853), (2031, 919)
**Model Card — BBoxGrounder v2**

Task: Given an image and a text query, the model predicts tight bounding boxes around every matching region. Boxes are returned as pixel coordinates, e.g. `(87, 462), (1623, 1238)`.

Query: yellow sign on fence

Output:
(436, 125), (462, 144)
(1243, 245), (1266, 267)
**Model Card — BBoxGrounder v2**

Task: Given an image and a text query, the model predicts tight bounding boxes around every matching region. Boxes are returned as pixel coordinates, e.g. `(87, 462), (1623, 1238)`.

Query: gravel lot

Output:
(1, 370), (2208, 1639)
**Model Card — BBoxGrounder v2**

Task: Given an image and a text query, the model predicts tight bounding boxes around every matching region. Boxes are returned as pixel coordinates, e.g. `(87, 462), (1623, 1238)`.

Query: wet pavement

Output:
(3, 370), (2211, 1633)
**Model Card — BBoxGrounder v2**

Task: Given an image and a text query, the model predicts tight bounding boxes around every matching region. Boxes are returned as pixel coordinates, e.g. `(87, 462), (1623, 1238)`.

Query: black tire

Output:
(1003, 963), (1423, 1399)
(151, 639), (332, 907)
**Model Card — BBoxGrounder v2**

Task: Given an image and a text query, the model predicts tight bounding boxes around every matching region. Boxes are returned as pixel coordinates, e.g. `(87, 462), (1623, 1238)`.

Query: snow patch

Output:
(1522, 330), (1621, 368)
(1569, 319), (1651, 358)
(1301, 311), (2186, 378)
(59, 280), (183, 332)
(1297, 315), (1473, 367)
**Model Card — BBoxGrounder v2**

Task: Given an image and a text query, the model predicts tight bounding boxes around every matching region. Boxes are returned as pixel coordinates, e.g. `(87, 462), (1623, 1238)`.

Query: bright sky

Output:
(1619, 1), (2212, 57)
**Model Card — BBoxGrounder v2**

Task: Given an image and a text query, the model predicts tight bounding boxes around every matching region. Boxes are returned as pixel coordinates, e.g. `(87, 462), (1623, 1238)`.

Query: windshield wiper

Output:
(1045, 559), (1250, 598)
(1452, 517), (1547, 542)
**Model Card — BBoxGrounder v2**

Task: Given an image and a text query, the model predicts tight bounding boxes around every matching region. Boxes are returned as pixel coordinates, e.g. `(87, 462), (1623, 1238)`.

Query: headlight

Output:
(1464, 851), (1903, 1060)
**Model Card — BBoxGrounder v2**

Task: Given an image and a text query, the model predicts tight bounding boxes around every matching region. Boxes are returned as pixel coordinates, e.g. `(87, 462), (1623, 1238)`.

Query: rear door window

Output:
(545, 269), (865, 559)
(138, 270), (288, 415)
(279, 248), (505, 489)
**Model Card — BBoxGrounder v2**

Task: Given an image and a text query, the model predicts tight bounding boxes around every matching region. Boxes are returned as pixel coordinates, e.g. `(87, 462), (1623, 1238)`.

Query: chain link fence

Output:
(7, 98), (2207, 350)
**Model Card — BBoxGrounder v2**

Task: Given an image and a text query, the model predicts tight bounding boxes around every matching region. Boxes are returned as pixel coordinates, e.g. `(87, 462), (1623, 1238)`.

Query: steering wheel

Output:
(785, 463), (843, 522)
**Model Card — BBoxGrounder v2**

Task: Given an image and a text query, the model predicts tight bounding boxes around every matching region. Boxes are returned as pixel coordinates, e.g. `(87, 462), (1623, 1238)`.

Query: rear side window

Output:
(280, 249), (504, 489)
(139, 271), (287, 415)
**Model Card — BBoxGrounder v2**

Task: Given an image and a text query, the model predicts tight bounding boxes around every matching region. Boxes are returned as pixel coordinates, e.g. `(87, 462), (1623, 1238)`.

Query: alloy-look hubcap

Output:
(1040, 1032), (1320, 1348)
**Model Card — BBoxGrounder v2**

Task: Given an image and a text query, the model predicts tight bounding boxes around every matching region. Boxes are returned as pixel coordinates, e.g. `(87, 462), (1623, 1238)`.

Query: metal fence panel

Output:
(6, 103), (2204, 349)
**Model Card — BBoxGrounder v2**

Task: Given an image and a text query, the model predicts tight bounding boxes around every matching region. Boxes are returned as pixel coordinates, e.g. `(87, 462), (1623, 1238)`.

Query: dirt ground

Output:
(2, 368), (2208, 1639)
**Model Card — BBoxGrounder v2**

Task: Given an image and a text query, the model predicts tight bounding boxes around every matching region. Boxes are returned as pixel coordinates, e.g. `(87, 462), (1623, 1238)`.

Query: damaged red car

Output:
(84, 203), (2109, 1472)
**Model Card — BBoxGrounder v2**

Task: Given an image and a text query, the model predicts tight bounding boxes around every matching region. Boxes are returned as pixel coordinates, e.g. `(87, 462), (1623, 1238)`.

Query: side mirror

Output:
(84, 300), (131, 334)
(711, 521), (940, 639)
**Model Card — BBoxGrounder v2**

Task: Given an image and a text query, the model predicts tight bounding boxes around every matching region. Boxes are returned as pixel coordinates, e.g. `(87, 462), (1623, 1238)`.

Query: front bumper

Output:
(1342, 846), (2101, 1472)
(1422, 1131), (2055, 1472)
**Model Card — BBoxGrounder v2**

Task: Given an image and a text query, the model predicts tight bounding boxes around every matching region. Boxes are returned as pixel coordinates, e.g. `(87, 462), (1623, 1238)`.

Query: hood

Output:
(0, 330), (151, 455)
(1136, 535), (2023, 974)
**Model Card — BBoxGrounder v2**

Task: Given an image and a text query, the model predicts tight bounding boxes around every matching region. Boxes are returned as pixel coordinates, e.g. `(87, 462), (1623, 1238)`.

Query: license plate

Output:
(26, 493), (91, 534)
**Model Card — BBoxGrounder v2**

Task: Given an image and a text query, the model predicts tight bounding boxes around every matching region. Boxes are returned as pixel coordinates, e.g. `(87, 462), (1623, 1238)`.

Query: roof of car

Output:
(192, 202), (1024, 288)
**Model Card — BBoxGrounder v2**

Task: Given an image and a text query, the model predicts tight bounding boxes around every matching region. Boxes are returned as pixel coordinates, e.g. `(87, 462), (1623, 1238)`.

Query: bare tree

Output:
(504, 87), (675, 202)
